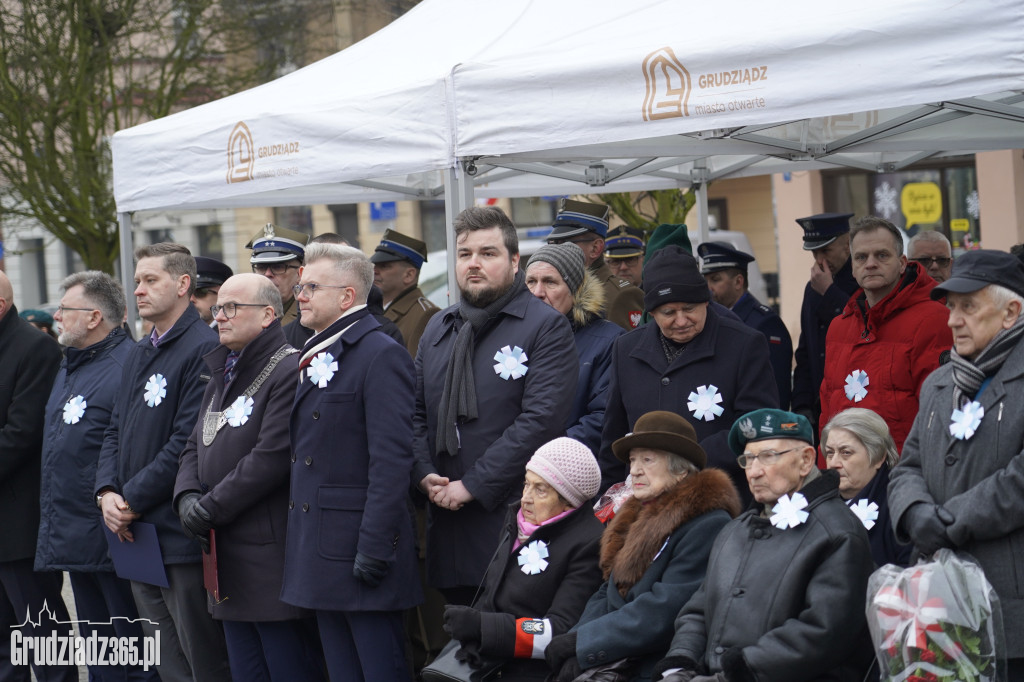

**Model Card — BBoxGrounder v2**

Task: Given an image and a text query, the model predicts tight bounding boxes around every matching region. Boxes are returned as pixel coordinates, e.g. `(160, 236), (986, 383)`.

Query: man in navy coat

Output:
(95, 243), (229, 682)
(698, 241), (793, 409)
(413, 206), (578, 606)
(281, 243), (422, 682)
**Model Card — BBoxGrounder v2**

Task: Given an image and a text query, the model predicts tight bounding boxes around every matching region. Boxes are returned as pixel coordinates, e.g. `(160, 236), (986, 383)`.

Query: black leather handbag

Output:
(420, 639), (502, 682)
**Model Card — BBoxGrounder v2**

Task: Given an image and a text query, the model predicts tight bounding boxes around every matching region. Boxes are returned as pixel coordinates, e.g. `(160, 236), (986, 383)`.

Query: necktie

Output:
(224, 351), (240, 386)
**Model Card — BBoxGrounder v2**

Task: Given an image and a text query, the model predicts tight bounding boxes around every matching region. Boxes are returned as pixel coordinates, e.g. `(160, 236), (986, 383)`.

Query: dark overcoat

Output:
(472, 503), (604, 681)
(732, 292), (793, 410)
(574, 469), (740, 682)
(95, 305), (219, 564)
(412, 286), (578, 589)
(567, 316), (623, 455)
(0, 307), (62, 562)
(36, 328), (132, 571)
(889, 337), (1024, 657)
(384, 285), (439, 358)
(845, 464), (910, 568)
(174, 321), (305, 621)
(791, 259), (858, 420)
(597, 305), (778, 500)
(281, 309), (422, 612)
(658, 470), (875, 682)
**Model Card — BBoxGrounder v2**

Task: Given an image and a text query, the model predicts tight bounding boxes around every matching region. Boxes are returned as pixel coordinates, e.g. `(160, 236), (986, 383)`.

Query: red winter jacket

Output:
(818, 263), (951, 462)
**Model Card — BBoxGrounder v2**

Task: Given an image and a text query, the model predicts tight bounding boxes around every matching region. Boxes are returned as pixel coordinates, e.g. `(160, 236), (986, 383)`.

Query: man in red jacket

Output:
(818, 217), (951, 463)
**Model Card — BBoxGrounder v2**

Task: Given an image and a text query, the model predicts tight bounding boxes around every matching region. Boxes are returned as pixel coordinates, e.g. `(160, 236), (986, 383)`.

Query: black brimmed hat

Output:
(697, 241), (755, 274)
(246, 223), (309, 264)
(797, 213), (853, 250)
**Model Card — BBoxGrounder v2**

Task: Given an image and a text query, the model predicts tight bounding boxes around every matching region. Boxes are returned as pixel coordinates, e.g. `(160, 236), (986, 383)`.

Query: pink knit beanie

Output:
(525, 437), (601, 508)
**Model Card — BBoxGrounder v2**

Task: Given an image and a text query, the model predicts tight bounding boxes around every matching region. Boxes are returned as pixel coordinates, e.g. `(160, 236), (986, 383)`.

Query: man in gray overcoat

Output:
(889, 249), (1024, 677)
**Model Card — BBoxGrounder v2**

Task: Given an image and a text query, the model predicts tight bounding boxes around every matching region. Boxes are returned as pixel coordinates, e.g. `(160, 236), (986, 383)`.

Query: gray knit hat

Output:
(526, 437), (601, 508)
(527, 243), (586, 294)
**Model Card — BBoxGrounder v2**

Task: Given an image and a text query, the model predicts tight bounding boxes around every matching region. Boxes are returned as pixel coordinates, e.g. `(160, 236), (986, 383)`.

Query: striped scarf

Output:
(950, 316), (1024, 409)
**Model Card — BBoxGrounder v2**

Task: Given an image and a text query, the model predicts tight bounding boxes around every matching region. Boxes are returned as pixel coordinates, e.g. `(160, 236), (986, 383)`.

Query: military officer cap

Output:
(370, 229), (429, 269)
(728, 408), (814, 456)
(193, 257), (234, 289)
(246, 223), (309, 264)
(548, 199), (610, 241)
(796, 213), (854, 251)
(697, 241), (755, 274)
(605, 226), (645, 259)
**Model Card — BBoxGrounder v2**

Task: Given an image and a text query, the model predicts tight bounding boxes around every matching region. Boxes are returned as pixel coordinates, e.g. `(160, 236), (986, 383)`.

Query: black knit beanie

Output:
(642, 245), (710, 310)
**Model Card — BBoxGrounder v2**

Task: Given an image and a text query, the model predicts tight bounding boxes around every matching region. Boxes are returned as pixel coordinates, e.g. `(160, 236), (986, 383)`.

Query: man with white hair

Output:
(890, 249), (1024, 678)
(907, 230), (953, 284)
(281, 243), (422, 681)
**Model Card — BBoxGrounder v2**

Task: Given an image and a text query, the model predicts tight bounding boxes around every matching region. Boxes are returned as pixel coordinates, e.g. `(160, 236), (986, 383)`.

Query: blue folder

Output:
(103, 522), (170, 588)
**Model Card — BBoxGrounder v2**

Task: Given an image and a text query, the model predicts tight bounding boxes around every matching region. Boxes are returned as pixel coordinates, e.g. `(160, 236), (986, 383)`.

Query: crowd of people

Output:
(0, 200), (1021, 682)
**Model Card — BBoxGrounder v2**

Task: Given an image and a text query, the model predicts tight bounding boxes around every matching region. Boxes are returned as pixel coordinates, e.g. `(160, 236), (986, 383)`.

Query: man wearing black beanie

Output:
(597, 245), (779, 502)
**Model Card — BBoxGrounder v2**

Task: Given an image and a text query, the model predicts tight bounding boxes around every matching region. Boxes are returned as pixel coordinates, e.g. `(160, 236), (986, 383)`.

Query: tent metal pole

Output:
(118, 212), (137, 332)
(692, 160), (710, 244)
(443, 163), (475, 306)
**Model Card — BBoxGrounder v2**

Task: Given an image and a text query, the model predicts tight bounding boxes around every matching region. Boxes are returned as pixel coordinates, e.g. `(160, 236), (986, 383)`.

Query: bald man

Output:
(0, 271), (76, 681)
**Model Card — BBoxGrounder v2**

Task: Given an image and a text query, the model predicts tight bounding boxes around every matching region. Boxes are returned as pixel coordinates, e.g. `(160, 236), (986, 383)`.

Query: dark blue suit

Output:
(732, 292), (793, 410)
(282, 308), (422, 681)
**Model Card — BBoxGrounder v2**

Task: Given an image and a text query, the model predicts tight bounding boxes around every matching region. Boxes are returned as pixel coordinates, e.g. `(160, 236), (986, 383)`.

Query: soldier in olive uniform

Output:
(699, 241), (794, 410)
(547, 199), (645, 331)
(246, 223), (310, 327)
(605, 225), (646, 287)
(371, 229), (440, 358)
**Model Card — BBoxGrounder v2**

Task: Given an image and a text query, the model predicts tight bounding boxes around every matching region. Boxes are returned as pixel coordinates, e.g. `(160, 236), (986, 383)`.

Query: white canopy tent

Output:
(111, 0), (1024, 312)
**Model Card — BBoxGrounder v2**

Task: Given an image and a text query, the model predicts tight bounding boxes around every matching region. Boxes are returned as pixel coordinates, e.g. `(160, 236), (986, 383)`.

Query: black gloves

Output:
(352, 552), (389, 587)
(545, 631), (578, 675)
(903, 502), (954, 556)
(443, 605), (482, 644)
(176, 492), (212, 553)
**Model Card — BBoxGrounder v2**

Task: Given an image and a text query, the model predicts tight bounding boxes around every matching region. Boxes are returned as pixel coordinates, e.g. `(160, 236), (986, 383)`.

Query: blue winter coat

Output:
(95, 305), (219, 564)
(281, 308), (422, 612)
(36, 328), (132, 572)
(412, 285), (578, 590)
(567, 316), (623, 454)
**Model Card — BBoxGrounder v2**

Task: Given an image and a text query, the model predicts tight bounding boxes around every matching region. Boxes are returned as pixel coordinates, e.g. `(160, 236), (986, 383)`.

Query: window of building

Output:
(510, 197), (559, 232)
(195, 224), (224, 261)
(273, 206), (314, 237)
(147, 229), (175, 244)
(420, 200), (447, 253)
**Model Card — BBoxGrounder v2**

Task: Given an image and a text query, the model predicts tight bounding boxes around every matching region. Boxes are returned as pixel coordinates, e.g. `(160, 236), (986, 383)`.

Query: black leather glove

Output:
(554, 657), (583, 682)
(352, 552), (388, 587)
(544, 631), (578, 674)
(176, 492), (201, 533)
(442, 605), (482, 644)
(178, 493), (213, 553)
(453, 639), (485, 668)
(904, 503), (954, 556)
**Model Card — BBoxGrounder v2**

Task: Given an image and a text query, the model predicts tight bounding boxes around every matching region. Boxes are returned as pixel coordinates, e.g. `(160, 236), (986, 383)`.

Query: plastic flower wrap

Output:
(866, 549), (1004, 682)
(593, 476), (634, 523)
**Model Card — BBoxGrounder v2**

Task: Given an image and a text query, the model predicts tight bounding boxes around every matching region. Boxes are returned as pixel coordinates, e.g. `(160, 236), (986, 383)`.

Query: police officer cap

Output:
(931, 249), (1024, 300)
(246, 223), (309, 264)
(728, 408), (814, 456)
(548, 199), (610, 240)
(796, 213), (853, 251)
(697, 241), (755, 274)
(605, 226), (645, 259)
(193, 257), (233, 289)
(370, 229), (428, 269)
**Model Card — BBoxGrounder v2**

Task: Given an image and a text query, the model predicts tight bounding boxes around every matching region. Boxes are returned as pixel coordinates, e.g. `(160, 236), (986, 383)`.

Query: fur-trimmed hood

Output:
(600, 468), (741, 596)
(570, 271), (606, 329)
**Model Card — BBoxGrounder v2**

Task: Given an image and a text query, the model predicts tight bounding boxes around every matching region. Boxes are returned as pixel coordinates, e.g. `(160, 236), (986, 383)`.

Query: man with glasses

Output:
(38, 272), (157, 681)
(0, 271), (76, 682)
(654, 408), (874, 682)
(95, 243), (230, 681)
(175, 274), (324, 681)
(190, 256), (234, 326)
(604, 225), (645, 287)
(281, 243), (422, 681)
(907, 230), (954, 284)
(246, 223), (310, 326)
(547, 199), (645, 330)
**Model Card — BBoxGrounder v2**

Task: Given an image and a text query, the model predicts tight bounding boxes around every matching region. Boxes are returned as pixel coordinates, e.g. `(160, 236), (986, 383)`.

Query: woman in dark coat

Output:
(822, 407), (912, 567)
(546, 411), (741, 682)
(441, 437), (605, 681)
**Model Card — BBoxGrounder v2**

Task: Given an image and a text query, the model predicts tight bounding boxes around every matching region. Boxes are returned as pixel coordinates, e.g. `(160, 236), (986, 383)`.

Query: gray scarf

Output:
(436, 270), (526, 457)
(950, 316), (1024, 409)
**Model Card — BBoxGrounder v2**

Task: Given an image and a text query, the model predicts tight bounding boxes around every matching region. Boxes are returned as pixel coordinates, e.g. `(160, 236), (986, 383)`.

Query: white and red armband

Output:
(513, 617), (552, 659)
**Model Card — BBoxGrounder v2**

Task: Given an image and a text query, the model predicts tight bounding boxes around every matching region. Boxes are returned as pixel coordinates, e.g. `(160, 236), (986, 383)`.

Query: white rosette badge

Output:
(770, 492), (809, 530)
(850, 499), (879, 530)
(307, 352), (338, 389)
(844, 370), (869, 402)
(63, 395), (87, 425)
(517, 540), (549, 575)
(143, 374), (167, 407)
(949, 401), (984, 441)
(493, 345), (529, 381)
(688, 384), (724, 422)
(224, 396), (254, 427)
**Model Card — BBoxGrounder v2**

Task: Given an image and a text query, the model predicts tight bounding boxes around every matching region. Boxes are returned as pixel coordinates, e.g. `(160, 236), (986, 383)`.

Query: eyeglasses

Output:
(193, 287), (219, 298)
(737, 448), (797, 469)
(252, 263), (300, 276)
(210, 303), (267, 319)
(292, 283), (351, 298)
(57, 305), (95, 315)
(911, 257), (952, 268)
